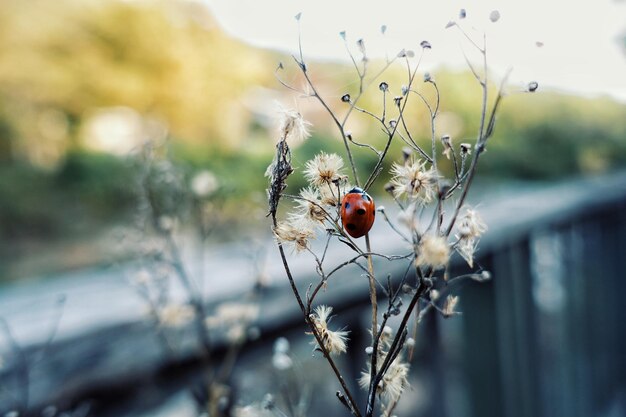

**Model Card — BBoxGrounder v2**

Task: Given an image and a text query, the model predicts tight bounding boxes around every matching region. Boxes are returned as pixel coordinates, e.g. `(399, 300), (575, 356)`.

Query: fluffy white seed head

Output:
(416, 235), (450, 269)
(309, 305), (349, 355)
(296, 187), (328, 224)
(277, 107), (311, 145)
(390, 160), (439, 203)
(457, 208), (487, 238)
(304, 153), (346, 187)
(273, 218), (316, 252)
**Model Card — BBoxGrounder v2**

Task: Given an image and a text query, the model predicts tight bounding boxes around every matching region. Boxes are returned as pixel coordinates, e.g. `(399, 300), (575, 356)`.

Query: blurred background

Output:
(0, 0), (625, 416)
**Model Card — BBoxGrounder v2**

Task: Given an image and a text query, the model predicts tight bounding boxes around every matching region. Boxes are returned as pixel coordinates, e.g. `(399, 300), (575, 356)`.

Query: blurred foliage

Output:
(0, 0), (625, 247)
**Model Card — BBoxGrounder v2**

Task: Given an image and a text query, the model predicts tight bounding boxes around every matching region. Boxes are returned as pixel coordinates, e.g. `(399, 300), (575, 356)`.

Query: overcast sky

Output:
(204, 0), (626, 102)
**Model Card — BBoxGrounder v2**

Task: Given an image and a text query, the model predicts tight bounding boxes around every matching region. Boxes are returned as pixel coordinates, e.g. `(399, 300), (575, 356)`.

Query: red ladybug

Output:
(341, 187), (375, 238)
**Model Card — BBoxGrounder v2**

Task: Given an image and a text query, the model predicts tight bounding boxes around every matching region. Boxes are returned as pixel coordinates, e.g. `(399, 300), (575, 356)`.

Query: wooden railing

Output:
(2, 171), (626, 416)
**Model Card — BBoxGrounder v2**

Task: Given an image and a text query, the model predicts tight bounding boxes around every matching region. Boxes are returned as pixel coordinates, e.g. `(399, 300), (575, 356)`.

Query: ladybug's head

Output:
(347, 187), (365, 195)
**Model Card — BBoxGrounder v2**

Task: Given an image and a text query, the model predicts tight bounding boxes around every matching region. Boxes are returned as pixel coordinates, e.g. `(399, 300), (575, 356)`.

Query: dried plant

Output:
(267, 9), (536, 417)
(127, 141), (263, 417)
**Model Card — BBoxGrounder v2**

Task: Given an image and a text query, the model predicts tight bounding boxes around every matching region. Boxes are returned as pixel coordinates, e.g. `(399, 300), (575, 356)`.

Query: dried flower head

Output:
(489, 10), (501, 22)
(359, 358), (410, 402)
(272, 338), (293, 370)
(274, 337), (290, 354)
(191, 170), (219, 198)
(456, 237), (478, 268)
(309, 305), (349, 355)
(304, 152), (346, 187)
(457, 208), (487, 238)
(159, 303), (195, 327)
(416, 235), (450, 268)
(277, 107), (311, 145)
(442, 295), (460, 317)
(273, 218), (315, 252)
(420, 40), (432, 49)
(527, 81), (539, 92)
(318, 180), (348, 207)
(206, 302), (259, 329)
(296, 187), (328, 224)
(379, 81), (389, 92)
(272, 351), (293, 370)
(390, 160), (439, 203)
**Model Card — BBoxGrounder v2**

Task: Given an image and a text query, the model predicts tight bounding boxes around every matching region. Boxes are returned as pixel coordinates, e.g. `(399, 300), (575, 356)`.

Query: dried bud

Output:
(420, 40), (431, 49)
(473, 270), (492, 282)
(423, 72), (432, 82)
(356, 38), (366, 55)
(294, 12), (302, 21)
(341, 93), (351, 103)
(459, 8), (467, 19)
(376, 205), (386, 213)
(489, 10), (501, 22)
(401, 85), (409, 96)
(365, 346), (374, 355)
(379, 81), (389, 92)
(438, 181), (451, 198)
(442, 295), (460, 318)
(389, 119), (397, 128)
(535, 41), (544, 48)
(381, 25), (387, 35)
(527, 81), (539, 92)
(274, 337), (290, 354)
(441, 134), (452, 159)
(393, 96), (403, 107)
(402, 147), (412, 162)
(397, 49), (407, 58)
(384, 182), (396, 193)
(339, 31), (346, 40)
(262, 393), (276, 409)
(406, 50), (415, 58)
(445, 21), (456, 29)
(460, 143), (472, 156)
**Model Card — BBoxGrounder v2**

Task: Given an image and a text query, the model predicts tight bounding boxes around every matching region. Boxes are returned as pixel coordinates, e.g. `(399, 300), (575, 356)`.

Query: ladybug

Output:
(341, 187), (375, 238)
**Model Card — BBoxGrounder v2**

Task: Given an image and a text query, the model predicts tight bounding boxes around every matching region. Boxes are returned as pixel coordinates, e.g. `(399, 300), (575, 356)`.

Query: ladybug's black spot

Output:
(356, 208), (366, 215)
(346, 223), (357, 230)
(344, 202), (350, 209)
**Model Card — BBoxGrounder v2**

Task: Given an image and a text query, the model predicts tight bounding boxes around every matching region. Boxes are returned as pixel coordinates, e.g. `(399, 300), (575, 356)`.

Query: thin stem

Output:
(445, 34), (489, 236)
(295, 56), (360, 186)
(364, 233), (378, 366)
(271, 213), (362, 417)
